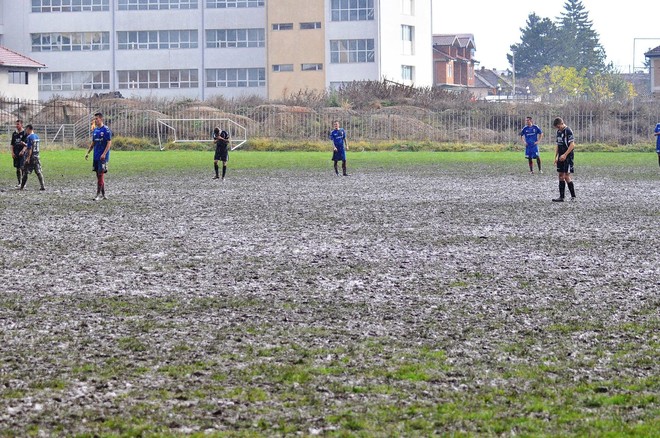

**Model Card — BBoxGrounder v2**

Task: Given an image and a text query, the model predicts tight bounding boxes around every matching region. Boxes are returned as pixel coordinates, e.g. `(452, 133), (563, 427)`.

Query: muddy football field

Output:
(1, 156), (659, 436)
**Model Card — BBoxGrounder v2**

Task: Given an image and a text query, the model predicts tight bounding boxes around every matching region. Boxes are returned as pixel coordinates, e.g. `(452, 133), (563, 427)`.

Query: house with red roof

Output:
(645, 46), (660, 97)
(0, 46), (45, 101)
(432, 34), (477, 91)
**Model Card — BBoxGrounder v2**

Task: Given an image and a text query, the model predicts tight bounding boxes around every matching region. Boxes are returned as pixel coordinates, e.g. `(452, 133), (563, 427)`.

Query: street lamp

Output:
(497, 83), (502, 100)
(526, 85), (530, 101)
(548, 86), (553, 102)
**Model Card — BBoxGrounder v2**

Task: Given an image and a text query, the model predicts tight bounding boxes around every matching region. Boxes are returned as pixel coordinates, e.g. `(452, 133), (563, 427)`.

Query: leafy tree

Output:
(530, 65), (588, 100)
(555, 0), (607, 74)
(511, 0), (608, 78)
(509, 13), (559, 78)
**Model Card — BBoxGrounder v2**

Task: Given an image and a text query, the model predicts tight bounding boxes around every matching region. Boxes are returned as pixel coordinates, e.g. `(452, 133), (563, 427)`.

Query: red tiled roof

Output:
(0, 46), (45, 68)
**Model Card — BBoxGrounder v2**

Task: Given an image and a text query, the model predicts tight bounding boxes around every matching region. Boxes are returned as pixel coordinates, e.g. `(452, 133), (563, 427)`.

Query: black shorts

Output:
(13, 155), (24, 169)
(214, 147), (228, 162)
(556, 157), (574, 174)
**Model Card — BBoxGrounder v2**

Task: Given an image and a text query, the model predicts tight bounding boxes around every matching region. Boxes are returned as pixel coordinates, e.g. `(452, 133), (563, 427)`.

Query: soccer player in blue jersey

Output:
(654, 122), (660, 167)
(85, 112), (112, 201)
(520, 116), (543, 174)
(329, 120), (348, 176)
(19, 124), (45, 191)
(552, 117), (576, 202)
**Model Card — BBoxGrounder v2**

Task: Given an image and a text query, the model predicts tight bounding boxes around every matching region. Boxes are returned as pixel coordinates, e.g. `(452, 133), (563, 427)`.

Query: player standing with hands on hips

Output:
(329, 120), (349, 176)
(552, 117), (576, 202)
(654, 122), (660, 167)
(85, 112), (112, 201)
(520, 116), (543, 174)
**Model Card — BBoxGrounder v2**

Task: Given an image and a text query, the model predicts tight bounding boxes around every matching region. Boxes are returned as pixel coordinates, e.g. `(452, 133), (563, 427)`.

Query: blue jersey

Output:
(329, 128), (346, 149)
(92, 125), (112, 161)
(26, 133), (40, 158)
(520, 125), (543, 147)
(655, 123), (660, 152)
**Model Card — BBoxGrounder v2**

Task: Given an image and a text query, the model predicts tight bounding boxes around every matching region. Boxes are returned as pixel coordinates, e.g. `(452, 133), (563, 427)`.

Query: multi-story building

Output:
(0, 0), (432, 101)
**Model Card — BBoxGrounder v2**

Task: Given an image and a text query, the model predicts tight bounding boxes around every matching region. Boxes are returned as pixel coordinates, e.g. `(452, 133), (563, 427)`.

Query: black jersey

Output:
(556, 126), (575, 158)
(11, 130), (27, 155)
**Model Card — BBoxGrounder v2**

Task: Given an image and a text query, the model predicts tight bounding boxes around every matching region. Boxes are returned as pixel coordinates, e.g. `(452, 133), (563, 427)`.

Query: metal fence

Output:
(2, 97), (660, 148)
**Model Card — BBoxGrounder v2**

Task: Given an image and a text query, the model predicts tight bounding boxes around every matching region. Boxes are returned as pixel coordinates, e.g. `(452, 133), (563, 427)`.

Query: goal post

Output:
(156, 118), (247, 151)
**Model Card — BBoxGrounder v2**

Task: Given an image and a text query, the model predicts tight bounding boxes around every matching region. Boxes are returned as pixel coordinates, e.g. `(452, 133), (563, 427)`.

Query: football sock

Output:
(21, 173), (27, 189)
(567, 181), (575, 198)
(528, 160), (533, 171)
(658, 155), (660, 167)
(16, 169), (21, 185)
(37, 172), (45, 189)
(222, 165), (226, 179)
(334, 163), (339, 175)
(537, 159), (542, 171)
(559, 181), (566, 199)
(342, 162), (347, 175)
(214, 163), (219, 177)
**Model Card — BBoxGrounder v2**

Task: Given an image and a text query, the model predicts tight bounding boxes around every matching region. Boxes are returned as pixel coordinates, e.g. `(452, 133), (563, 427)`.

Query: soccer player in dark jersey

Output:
(328, 120), (348, 176)
(85, 112), (112, 201)
(552, 117), (576, 202)
(212, 127), (230, 180)
(10, 119), (27, 188)
(654, 122), (660, 167)
(19, 124), (46, 191)
(520, 116), (543, 173)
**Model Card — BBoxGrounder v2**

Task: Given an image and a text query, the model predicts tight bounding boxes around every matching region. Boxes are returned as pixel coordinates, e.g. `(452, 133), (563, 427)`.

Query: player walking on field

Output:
(552, 117), (576, 202)
(654, 122), (660, 167)
(10, 119), (28, 188)
(19, 124), (46, 191)
(212, 127), (230, 180)
(329, 120), (348, 176)
(85, 112), (112, 201)
(520, 116), (543, 173)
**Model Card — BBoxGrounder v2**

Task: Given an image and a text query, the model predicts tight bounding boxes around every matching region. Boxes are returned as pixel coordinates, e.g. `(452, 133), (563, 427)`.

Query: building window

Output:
(206, 0), (264, 7)
(118, 0), (197, 10)
(117, 31), (198, 50)
(39, 71), (110, 91)
(330, 39), (375, 63)
(9, 71), (29, 85)
(331, 0), (374, 21)
(206, 29), (265, 48)
(300, 22), (322, 30)
(301, 63), (323, 71)
(402, 0), (414, 15)
(401, 65), (414, 82)
(31, 0), (109, 12)
(272, 23), (293, 31)
(402, 25), (414, 55)
(272, 64), (294, 72)
(118, 69), (198, 89)
(31, 32), (110, 52)
(206, 68), (265, 87)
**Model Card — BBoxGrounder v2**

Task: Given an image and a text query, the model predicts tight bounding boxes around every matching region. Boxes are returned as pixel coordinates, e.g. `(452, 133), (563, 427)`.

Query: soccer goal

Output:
(156, 118), (247, 151)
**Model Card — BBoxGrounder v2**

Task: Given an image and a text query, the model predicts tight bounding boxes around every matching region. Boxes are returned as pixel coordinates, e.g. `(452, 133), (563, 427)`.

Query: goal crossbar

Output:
(156, 118), (247, 151)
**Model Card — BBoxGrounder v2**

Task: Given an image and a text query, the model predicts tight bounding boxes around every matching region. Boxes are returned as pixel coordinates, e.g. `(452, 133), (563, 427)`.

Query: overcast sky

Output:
(432, 0), (660, 73)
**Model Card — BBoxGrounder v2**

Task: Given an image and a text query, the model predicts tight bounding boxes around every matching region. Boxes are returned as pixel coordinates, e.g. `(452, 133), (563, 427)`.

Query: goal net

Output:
(156, 118), (247, 151)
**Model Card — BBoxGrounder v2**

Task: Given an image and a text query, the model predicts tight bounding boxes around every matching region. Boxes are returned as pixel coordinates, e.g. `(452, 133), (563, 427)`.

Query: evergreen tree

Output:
(509, 13), (560, 78)
(556, 0), (607, 74)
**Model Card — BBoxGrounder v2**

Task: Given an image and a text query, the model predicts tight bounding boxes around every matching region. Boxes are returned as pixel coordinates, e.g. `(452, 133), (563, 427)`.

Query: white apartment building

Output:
(0, 0), (432, 101)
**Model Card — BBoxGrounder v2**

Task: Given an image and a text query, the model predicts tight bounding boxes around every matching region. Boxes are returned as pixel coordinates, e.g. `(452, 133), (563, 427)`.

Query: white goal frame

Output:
(156, 118), (247, 151)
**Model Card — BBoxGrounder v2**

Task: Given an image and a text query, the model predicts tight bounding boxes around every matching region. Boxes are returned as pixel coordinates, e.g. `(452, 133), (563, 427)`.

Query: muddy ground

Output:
(0, 162), (658, 435)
